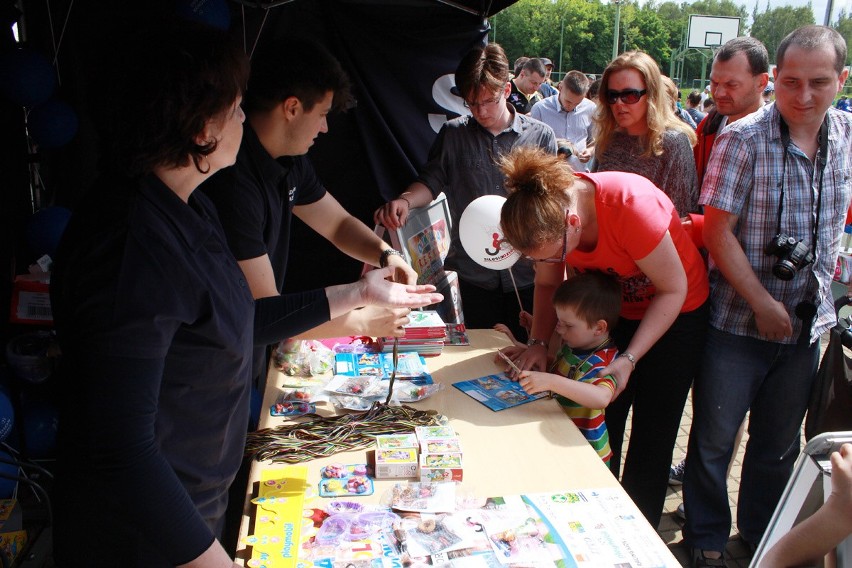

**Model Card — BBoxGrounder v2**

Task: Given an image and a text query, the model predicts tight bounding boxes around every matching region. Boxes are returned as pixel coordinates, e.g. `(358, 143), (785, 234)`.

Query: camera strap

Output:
(776, 114), (830, 253)
(777, 114), (830, 342)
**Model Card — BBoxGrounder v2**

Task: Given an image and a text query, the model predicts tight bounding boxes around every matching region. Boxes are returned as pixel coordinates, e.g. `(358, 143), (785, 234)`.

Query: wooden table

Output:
(235, 329), (676, 565)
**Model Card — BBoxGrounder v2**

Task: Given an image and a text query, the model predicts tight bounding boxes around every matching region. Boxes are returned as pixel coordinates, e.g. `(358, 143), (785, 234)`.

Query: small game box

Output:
(415, 425), (456, 440)
(375, 447), (419, 479)
(375, 433), (419, 450)
(420, 467), (463, 483)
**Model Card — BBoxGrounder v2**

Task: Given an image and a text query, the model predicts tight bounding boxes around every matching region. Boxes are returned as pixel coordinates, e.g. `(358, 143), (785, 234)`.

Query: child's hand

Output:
(495, 346), (527, 379)
(493, 323), (524, 348)
(519, 310), (533, 332)
(518, 371), (552, 395)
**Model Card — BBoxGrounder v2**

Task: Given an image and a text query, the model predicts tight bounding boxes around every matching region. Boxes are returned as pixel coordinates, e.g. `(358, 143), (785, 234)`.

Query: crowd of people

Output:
(46, 7), (851, 567)
(378, 26), (850, 568)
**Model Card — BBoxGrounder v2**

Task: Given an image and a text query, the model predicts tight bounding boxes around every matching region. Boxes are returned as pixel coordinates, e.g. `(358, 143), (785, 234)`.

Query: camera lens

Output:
(773, 260), (797, 280)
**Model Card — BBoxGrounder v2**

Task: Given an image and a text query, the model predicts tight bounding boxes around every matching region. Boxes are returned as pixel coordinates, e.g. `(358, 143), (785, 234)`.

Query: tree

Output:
(624, 5), (671, 64)
(491, 0), (805, 86)
(835, 9), (852, 66)
(751, 4), (816, 61)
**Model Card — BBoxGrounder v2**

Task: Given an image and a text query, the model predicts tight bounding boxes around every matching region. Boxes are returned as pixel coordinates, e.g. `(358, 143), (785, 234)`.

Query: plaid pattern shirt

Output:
(700, 104), (852, 344)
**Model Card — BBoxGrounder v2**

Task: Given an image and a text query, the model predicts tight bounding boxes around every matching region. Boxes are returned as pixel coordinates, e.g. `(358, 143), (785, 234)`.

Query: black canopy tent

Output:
(0, 0), (520, 301)
(239, 0), (516, 291)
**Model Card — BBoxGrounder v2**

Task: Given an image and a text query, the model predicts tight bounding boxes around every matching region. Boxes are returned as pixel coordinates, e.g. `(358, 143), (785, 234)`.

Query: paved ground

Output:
(632, 324), (838, 568)
(652, 398), (756, 567)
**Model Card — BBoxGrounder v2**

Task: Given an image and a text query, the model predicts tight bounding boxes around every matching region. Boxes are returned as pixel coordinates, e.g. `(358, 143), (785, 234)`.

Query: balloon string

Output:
(507, 266), (524, 313)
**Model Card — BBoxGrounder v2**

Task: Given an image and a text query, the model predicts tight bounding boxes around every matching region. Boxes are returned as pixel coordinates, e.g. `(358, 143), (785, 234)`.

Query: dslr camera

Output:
(764, 234), (814, 281)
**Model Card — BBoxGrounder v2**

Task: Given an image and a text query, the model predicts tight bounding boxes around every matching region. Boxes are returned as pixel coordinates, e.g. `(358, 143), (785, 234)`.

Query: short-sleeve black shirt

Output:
(203, 124), (327, 291)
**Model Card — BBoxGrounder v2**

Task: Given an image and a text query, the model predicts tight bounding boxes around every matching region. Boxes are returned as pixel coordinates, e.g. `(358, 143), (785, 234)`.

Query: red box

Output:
(9, 277), (52, 325)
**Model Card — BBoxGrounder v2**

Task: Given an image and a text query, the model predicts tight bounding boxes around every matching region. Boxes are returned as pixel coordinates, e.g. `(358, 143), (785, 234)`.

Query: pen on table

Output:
(498, 349), (555, 398)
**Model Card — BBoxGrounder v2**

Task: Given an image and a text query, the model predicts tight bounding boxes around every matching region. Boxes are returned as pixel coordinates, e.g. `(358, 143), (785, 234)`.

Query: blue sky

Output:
(741, 0), (850, 24)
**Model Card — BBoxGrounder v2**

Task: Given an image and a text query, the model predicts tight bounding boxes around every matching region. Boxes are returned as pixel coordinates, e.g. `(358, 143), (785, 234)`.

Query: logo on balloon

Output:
(484, 232), (516, 265)
(459, 195), (520, 271)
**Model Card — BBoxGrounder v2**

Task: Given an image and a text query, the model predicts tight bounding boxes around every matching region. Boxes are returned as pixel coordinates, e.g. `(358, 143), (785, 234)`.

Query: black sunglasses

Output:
(605, 88), (647, 105)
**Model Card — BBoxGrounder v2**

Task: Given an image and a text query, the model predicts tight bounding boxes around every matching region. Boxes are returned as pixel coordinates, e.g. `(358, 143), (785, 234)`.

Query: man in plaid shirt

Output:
(684, 25), (852, 568)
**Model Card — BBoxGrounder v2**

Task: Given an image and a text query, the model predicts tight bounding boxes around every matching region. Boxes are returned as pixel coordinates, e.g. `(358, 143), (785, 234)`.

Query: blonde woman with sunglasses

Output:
(592, 51), (699, 217)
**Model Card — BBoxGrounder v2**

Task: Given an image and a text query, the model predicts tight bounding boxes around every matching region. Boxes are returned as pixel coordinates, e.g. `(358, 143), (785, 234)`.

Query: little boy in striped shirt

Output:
(517, 271), (621, 463)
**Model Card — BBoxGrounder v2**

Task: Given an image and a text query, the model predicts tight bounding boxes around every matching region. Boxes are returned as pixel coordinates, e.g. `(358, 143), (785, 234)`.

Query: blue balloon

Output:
(21, 398), (58, 459)
(28, 99), (79, 148)
(176, 0), (231, 30)
(0, 47), (57, 107)
(249, 386), (262, 431)
(26, 206), (72, 258)
(0, 390), (14, 445)
(0, 452), (18, 499)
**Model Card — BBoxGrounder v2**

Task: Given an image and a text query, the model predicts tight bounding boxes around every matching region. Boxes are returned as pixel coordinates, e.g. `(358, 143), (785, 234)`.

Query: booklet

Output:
(453, 373), (549, 411)
(445, 323), (470, 346)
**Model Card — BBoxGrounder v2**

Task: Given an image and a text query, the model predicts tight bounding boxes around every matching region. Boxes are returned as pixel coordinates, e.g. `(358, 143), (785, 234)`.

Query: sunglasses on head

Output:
(606, 88), (647, 105)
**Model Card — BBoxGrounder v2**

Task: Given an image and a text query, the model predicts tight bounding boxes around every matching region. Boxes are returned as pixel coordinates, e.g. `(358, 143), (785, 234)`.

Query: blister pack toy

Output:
(318, 463), (374, 497)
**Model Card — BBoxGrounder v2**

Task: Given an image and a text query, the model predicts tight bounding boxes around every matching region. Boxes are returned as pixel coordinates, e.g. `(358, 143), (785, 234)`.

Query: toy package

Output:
(334, 351), (434, 384)
(389, 482), (458, 513)
(318, 464), (374, 497)
(273, 339), (334, 376)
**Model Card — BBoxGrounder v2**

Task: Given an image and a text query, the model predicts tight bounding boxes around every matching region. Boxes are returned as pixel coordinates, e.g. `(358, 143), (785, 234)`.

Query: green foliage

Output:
(491, 0), (844, 86)
(750, 4), (815, 61)
(835, 9), (852, 66)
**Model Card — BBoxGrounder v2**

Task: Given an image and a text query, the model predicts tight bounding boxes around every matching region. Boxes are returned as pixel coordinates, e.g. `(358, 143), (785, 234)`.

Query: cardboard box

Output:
(375, 447), (418, 479)
(421, 452), (462, 469)
(419, 437), (462, 454)
(414, 425), (456, 440)
(374, 434), (419, 479)
(419, 451), (463, 483)
(375, 433), (419, 450)
(420, 467), (463, 483)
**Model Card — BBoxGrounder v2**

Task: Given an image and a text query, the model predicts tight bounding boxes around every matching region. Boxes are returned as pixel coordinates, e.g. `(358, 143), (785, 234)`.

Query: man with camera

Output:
(684, 25), (852, 568)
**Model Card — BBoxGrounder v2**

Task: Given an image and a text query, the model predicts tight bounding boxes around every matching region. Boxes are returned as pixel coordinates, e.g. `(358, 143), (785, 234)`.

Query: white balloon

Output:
(458, 195), (520, 270)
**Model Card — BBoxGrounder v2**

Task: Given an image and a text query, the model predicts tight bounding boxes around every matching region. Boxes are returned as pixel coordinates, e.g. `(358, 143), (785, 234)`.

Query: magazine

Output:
(453, 373), (549, 411)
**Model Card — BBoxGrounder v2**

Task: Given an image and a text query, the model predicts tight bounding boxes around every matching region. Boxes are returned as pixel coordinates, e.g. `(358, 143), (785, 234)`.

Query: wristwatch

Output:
(619, 352), (636, 369)
(379, 248), (404, 268)
(526, 338), (548, 349)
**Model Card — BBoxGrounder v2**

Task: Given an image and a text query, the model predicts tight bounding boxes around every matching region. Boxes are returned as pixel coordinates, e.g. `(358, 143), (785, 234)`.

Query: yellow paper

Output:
(245, 466), (308, 568)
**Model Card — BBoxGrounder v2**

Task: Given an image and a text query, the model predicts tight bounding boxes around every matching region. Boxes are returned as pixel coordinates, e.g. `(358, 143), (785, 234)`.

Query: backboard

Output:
(687, 15), (741, 50)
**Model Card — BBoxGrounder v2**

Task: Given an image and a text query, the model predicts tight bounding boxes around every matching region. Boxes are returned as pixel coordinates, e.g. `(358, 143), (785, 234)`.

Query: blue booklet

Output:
(453, 373), (549, 411)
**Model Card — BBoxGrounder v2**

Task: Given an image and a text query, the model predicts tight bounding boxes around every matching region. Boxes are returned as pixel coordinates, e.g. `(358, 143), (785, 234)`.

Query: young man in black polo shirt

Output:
(206, 44), (417, 329)
(203, 39), (420, 407)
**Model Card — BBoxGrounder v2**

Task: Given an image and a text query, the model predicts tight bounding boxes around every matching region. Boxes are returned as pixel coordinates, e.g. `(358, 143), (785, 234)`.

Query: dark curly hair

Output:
(244, 38), (354, 115)
(104, 20), (249, 176)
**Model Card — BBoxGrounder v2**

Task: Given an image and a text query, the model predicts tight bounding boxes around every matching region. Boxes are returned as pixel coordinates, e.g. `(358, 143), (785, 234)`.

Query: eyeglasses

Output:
(464, 94), (502, 110)
(522, 211), (570, 264)
(605, 88), (648, 105)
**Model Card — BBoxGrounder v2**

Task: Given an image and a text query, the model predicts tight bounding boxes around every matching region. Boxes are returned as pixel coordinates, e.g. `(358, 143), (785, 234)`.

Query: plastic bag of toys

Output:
(273, 338), (334, 376)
